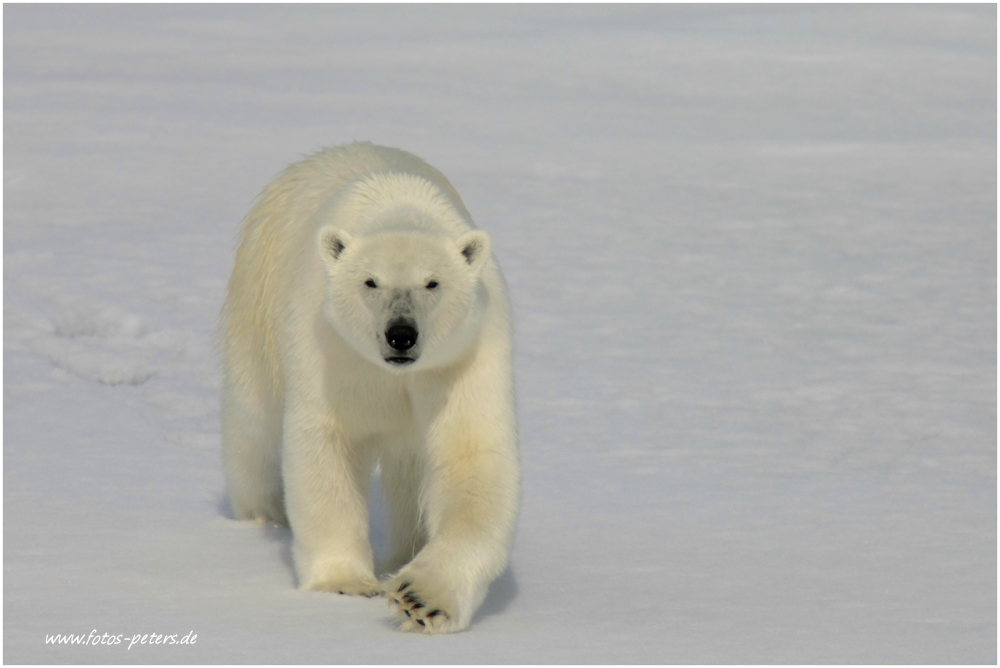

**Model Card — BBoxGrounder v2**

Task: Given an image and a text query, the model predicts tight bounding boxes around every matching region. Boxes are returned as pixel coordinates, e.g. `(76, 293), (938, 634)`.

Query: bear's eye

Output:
(365, 279), (377, 289)
(426, 280), (439, 290)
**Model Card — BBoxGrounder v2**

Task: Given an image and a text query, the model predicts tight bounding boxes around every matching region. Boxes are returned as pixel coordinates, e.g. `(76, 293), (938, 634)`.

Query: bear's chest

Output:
(323, 361), (414, 437)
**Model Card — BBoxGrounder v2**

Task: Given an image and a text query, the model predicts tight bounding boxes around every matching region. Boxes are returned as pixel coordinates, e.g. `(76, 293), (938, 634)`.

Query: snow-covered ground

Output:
(4, 5), (996, 663)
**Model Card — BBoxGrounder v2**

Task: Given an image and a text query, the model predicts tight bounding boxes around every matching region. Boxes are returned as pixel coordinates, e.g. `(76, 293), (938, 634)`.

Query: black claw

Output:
(427, 609), (441, 618)
(412, 603), (424, 610)
(404, 609), (411, 617)
(416, 619), (426, 627)
(397, 581), (410, 593)
(338, 591), (345, 595)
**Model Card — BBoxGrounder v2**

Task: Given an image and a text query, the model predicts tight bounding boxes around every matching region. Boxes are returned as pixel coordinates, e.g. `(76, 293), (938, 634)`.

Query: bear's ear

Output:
(317, 227), (351, 262)
(456, 230), (491, 274)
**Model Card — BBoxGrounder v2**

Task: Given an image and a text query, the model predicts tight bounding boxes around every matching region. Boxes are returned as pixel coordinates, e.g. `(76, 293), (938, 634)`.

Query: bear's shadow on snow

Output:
(472, 567), (519, 624)
(217, 493), (298, 582)
(263, 525), (297, 584)
(218, 494), (233, 520)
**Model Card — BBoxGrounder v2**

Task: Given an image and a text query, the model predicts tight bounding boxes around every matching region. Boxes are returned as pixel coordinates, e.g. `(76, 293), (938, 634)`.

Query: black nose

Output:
(385, 321), (418, 351)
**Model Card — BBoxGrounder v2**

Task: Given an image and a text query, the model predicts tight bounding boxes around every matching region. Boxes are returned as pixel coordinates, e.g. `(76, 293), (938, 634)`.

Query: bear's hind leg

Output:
(221, 375), (286, 525)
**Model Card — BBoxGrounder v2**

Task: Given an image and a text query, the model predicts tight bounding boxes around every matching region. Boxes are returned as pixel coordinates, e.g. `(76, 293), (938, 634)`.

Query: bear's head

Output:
(317, 226), (491, 372)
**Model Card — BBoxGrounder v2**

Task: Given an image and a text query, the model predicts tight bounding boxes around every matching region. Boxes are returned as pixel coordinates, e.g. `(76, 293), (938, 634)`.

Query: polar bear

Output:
(220, 143), (519, 633)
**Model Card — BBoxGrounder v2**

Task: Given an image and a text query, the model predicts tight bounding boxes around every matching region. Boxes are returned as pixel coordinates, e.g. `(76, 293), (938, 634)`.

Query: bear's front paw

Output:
(380, 572), (464, 634)
(298, 560), (379, 597)
(314, 579), (380, 598)
(231, 501), (288, 527)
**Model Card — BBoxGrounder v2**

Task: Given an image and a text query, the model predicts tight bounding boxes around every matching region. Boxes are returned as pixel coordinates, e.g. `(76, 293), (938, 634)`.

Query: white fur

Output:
(221, 142), (519, 633)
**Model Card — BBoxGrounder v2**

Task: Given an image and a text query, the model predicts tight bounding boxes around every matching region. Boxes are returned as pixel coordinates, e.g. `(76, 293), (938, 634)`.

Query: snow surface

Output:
(4, 5), (996, 663)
